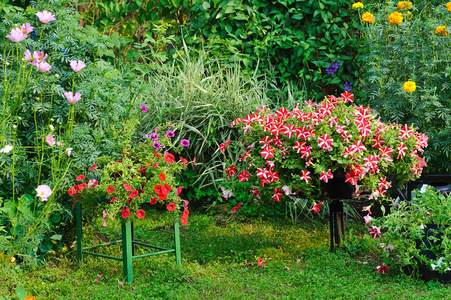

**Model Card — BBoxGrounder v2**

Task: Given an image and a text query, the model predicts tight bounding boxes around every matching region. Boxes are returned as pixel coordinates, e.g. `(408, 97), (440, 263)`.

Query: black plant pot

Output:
(415, 224), (451, 283)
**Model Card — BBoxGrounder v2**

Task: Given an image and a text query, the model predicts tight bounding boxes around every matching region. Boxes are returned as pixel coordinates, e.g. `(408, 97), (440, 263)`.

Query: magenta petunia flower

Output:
(6, 28), (27, 42)
(70, 60), (86, 72)
(180, 139), (190, 147)
(64, 91), (81, 104)
(153, 142), (161, 150)
(141, 104), (147, 112)
(37, 62), (51, 73)
(150, 133), (159, 140)
(36, 10), (56, 23)
(21, 23), (34, 34)
(166, 130), (175, 138)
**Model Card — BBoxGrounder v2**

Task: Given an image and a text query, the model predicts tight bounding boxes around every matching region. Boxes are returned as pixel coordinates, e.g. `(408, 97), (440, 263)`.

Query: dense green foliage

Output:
(185, 0), (361, 99)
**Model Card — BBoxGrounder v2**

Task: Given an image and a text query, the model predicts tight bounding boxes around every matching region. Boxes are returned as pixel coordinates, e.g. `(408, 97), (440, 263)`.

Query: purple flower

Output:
(141, 104), (147, 112)
(344, 82), (353, 92)
(326, 65), (336, 76)
(166, 130), (175, 138)
(150, 133), (159, 140)
(142, 134), (149, 140)
(153, 142), (161, 150)
(180, 139), (190, 147)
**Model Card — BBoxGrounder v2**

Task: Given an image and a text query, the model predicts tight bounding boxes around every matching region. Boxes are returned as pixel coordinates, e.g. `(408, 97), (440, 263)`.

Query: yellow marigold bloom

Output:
(405, 11), (413, 20)
(352, 2), (364, 9)
(435, 26), (449, 36)
(362, 12), (375, 24)
(446, 2), (451, 12)
(397, 1), (412, 10)
(403, 81), (416, 93)
(388, 12), (403, 24)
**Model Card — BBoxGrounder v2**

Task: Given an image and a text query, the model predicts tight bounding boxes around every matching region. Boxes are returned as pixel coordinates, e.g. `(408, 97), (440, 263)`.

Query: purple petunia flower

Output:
(141, 104), (147, 112)
(150, 133), (159, 140)
(142, 134), (149, 140)
(344, 82), (353, 92)
(166, 130), (175, 138)
(180, 139), (190, 147)
(153, 142), (161, 150)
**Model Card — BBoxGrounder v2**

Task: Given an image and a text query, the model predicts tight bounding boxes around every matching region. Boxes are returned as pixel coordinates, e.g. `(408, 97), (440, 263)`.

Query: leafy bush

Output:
(184, 0), (361, 99)
(359, 1), (451, 172)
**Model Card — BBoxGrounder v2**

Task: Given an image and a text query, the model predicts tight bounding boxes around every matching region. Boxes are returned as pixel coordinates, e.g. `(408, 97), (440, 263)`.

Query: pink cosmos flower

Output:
(22, 23), (34, 34)
(37, 62), (51, 73)
(24, 50), (35, 64)
(36, 185), (52, 201)
(46, 134), (55, 146)
(33, 51), (48, 63)
(70, 60), (86, 72)
(64, 91), (81, 104)
(6, 28), (27, 42)
(36, 11), (56, 23)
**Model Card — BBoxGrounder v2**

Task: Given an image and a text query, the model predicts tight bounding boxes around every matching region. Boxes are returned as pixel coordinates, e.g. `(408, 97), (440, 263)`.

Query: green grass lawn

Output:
(2, 211), (451, 300)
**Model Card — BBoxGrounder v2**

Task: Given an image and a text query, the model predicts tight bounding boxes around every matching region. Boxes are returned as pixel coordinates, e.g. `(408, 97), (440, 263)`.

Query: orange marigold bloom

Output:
(397, 1), (412, 10)
(388, 12), (403, 24)
(436, 26), (449, 36)
(362, 12), (375, 23)
(447, 2), (451, 12)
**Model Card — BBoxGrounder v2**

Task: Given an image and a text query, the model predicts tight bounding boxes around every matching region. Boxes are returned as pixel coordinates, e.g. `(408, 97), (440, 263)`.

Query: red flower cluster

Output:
(155, 184), (171, 200)
(181, 208), (189, 225)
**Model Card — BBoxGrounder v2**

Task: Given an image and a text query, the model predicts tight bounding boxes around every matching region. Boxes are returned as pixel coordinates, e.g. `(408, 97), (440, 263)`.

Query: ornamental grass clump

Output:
(218, 92), (427, 210)
(71, 121), (191, 226)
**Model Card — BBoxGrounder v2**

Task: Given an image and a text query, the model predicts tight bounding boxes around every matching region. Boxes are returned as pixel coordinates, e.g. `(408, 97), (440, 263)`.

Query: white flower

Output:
(65, 148), (73, 157)
(0, 145), (13, 153)
(36, 185), (52, 201)
(420, 184), (428, 194)
(49, 125), (55, 131)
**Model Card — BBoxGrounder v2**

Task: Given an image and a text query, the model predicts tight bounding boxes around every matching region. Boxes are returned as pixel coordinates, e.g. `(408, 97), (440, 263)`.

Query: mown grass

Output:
(2, 211), (451, 300)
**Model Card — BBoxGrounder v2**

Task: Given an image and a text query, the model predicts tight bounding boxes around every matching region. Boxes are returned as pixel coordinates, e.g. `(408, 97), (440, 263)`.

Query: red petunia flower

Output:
(163, 184), (171, 194)
(231, 203), (242, 213)
(76, 175), (85, 181)
(149, 197), (158, 204)
(136, 209), (145, 219)
(176, 187), (184, 195)
(110, 197), (118, 203)
(376, 264), (390, 275)
(89, 164), (97, 171)
(154, 185), (163, 194)
(129, 190), (138, 199)
(159, 172), (166, 181)
(158, 193), (167, 200)
(164, 153), (175, 163)
(310, 202), (324, 213)
(68, 187), (77, 196)
(121, 207), (130, 218)
(107, 186), (115, 194)
(179, 156), (188, 167)
(166, 203), (176, 211)
(123, 184), (132, 191)
(154, 152), (162, 159)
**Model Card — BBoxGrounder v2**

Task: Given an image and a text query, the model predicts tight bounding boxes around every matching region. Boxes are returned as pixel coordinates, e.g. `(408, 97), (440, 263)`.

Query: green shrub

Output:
(184, 0), (361, 100)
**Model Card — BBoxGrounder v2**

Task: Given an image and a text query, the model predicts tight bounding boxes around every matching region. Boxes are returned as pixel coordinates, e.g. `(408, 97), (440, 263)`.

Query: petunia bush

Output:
(219, 92), (428, 208)
(71, 121), (191, 225)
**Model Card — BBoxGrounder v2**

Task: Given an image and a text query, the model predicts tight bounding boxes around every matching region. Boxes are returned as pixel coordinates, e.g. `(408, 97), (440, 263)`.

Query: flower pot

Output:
(415, 224), (451, 283)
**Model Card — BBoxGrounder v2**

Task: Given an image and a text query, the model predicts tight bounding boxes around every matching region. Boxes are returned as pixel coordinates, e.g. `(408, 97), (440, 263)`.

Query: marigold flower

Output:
(403, 81), (416, 93)
(362, 12), (375, 23)
(352, 2), (364, 9)
(435, 26), (449, 36)
(447, 2), (451, 12)
(388, 11), (403, 24)
(397, 1), (412, 10)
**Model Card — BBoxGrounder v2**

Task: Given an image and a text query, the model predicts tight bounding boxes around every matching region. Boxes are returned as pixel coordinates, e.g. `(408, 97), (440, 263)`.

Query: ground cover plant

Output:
(3, 212), (451, 299)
